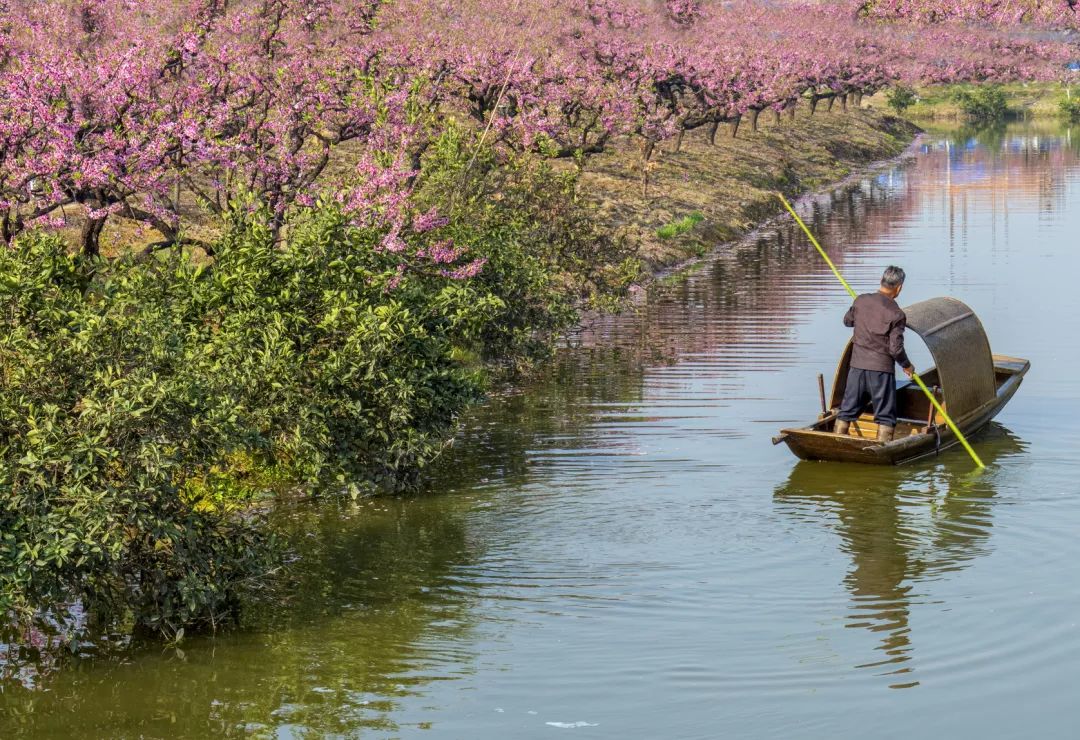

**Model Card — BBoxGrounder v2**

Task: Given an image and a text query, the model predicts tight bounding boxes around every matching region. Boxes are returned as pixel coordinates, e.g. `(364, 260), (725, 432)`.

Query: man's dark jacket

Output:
(843, 292), (912, 373)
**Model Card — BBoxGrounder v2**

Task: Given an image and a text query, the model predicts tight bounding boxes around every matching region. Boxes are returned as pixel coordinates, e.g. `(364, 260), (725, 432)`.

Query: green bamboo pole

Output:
(777, 192), (985, 469)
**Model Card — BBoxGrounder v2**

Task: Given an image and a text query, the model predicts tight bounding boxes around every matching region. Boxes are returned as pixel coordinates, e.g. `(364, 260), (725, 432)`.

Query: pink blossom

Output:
(412, 208), (449, 233)
(423, 239), (464, 264)
(386, 264), (406, 290)
(0, 0), (1072, 256)
(442, 257), (487, 280)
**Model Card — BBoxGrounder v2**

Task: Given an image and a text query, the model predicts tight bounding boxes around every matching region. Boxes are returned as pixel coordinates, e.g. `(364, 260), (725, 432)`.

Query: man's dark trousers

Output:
(838, 367), (898, 427)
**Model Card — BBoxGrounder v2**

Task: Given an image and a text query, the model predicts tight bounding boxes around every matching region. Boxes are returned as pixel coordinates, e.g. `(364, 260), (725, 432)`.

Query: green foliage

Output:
(0, 208), (501, 637)
(0, 127), (639, 638)
(0, 118), (642, 641)
(0, 238), (272, 639)
(1059, 94), (1080, 122)
(199, 205), (501, 490)
(953, 85), (1010, 122)
(414, 126), (641, 365)
(656, 212), (705, 240)
(885, 85), (918, 114)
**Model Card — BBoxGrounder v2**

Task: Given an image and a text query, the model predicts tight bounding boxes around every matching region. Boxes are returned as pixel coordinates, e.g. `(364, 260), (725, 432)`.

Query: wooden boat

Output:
(773, 297), (1029, 465)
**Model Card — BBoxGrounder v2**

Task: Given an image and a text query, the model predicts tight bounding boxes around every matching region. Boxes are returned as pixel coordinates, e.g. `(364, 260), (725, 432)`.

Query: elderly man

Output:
(835, 266), (915, 443)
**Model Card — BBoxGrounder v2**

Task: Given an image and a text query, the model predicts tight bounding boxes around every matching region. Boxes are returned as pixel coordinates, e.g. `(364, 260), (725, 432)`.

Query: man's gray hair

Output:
(881, 265), (906, 288)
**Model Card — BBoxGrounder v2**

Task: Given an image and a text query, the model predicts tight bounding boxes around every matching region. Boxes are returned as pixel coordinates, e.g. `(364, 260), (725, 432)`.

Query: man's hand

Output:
(903, 365), (915, 379)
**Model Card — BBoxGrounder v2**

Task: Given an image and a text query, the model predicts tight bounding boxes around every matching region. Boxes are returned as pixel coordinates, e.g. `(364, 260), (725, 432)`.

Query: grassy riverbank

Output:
(581, 108), (920, 274)
(867, 82), (1075, 122)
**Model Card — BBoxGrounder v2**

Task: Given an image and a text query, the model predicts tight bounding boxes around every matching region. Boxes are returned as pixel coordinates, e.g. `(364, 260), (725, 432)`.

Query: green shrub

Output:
(0, 237), (273, 639)
(198, 205), (503, 490)
(0, 131), (639, 638)
(885, 85), (918, 114)
(0, 123), (641, 641)
(414, 126), (641, 365)
(656, 212), (705, 240)
(1059, 95), (1080, 122)
(953, 85), (1010, 122)
(0, 208), (503, 637)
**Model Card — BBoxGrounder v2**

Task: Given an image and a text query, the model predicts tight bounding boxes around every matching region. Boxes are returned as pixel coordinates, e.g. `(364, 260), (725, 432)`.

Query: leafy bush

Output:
(0, 237), (273, 638)
(195, 206), (503, 490)
(1060, 95), (1080, 122)
(0, 130), (639, 638)
(885, 85), (918, 114)
(656, 212), (705, 240)
(953, 85), (1010, 122)
(0, 208), (502, 637)
(414, 127), (641, 366)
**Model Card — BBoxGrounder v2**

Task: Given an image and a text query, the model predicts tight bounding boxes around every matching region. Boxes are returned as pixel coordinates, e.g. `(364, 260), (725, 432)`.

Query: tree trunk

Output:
(80, 217), (106, 258)
(787, 100), (797, 120)
(749, 108), (760, 132)
(707, 120), (720, 145)
(269, 211), (286, 245)
(772, 108), (781, 126)
(809, 95), (820, 115)
(1, 212), (13, 244)
(826, 95), (835, 112)
(640, 138), (655, 197)
(840, 94), (848, 112)
(730, 115), (742, 138)
(406, 139), (435, 188)
(673, 127), (685, 153)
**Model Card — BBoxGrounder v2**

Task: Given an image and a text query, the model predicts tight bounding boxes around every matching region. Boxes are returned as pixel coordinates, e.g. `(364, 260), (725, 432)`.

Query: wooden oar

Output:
(776, 192), (985, 469)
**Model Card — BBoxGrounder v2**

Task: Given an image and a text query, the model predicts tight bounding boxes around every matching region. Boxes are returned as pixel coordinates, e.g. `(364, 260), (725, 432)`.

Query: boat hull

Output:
(775, 356), (1029, 465)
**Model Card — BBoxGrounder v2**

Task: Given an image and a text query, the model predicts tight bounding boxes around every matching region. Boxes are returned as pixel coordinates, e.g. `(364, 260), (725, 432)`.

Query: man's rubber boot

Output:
(877, 425), (895, 444)
(835, 420), (850, 436)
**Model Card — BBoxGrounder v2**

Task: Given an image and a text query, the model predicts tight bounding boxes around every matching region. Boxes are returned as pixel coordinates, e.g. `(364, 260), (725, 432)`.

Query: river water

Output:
(4, 122), (1080, 738)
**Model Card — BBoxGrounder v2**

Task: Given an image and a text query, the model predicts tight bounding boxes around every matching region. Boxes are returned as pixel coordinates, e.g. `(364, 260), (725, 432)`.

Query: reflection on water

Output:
(3, 122), (1080, 738)
(569, 175), (912, 365)
(1, 497), (486, 736)
(775, 425), (1028, 689)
